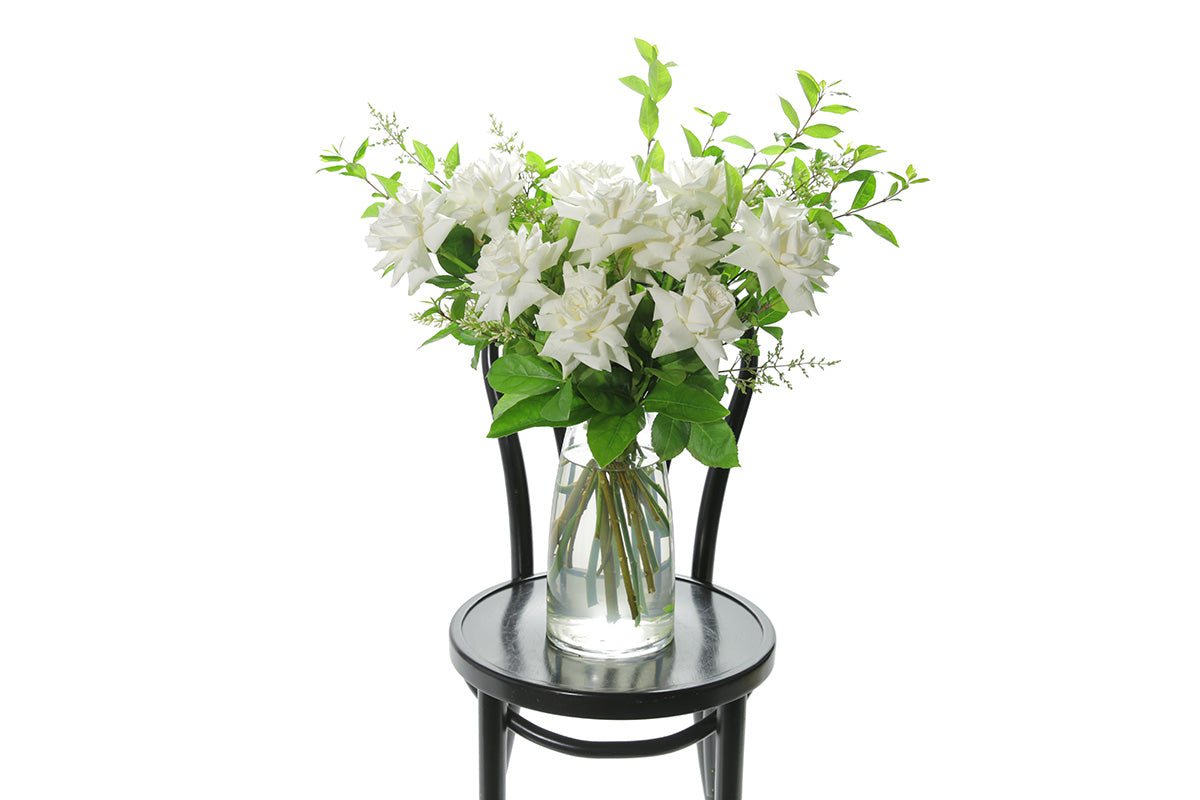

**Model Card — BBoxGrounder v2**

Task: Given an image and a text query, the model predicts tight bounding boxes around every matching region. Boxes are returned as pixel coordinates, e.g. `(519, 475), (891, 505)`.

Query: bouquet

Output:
(320, 39), (924, 643)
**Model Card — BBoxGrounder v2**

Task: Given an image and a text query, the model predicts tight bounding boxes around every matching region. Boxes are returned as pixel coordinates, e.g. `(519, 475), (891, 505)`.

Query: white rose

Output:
(544, 161), (625, 201)
(468, 228), (567, 322)
(365, 185), (457, 295)
(552, 177), (668, 267)
(631, 213), (732, 282)
(537, 263), (635, 376)
(723, 198), (837, 315)
(442, 153), (526, 242)
(651, 157), (728, 220)
(648, 273), (745, 377)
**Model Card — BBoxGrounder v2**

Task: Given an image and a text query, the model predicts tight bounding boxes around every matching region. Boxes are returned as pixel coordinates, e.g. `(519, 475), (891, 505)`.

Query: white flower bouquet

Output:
(321, 38), (924, 643)
(320, 39), (924, 468)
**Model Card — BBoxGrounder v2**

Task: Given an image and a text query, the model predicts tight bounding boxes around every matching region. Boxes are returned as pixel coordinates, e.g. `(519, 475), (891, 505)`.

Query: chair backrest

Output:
(482, 341), (758, 585)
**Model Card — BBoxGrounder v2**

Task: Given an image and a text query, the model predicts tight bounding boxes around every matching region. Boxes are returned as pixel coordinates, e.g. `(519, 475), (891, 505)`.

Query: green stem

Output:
(616, 472), (658, 590)
(598, 472), (640, 622)
(551, 467), (597, 572)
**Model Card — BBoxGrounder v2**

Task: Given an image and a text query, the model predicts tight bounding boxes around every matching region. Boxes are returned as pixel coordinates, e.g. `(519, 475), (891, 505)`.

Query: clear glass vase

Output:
(546, 419), (674, 659)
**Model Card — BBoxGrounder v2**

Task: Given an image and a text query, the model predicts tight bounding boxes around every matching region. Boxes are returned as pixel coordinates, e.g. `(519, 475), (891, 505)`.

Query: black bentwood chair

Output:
(449, 344), (776, 800)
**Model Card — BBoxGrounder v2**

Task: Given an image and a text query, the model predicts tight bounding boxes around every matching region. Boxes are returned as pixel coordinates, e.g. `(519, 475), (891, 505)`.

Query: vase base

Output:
(546, 614), (674, 660)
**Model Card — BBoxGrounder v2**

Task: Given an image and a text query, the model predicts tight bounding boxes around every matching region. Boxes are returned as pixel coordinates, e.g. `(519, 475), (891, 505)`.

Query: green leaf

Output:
(620, 75), (649, 97)
(485, 354), (563, 396)
(722, 135), (754, 149)
(419, 325), (456, 348)
(643, 381), (729, 423)
(780, 96), (800, 128)
(541, 382), (576, 422)
(792, 157), (811, 185)
(657, 348), (706, 374)
(444, 143), (460, 178)
(763, 325), (784, 341)
(851, 173), (877, 210)
(685, 370), (727, 400)
(647, 140), (665, 173)
(648, 61), (672, 102)
(425, 275), (463, 289)
(525, 150), (548, 176)
(557, 218), (580, 250)
(808, 207), (838, 234)
(686, 420), (739, 468)
(353, 138), (369, 162)
(634, 38), (658, 63)
(858, 216), (899, 246)
(437, 226), (478, 276)
(644, 366), (687, 385)
(412, 140), (436, 173)
(488, 395), (551, 438)
(732, 338), (759, 356)
(633, 154), (648, 182)
(344, 162), (367, 180)
(796, 71), (820, 109)
(372, 173), (400, 198)
(712, 111), (729, 127)
(758, 288), (789, 325)
(491, 390), (528, 421)
(360, 201), (383, 219)
(682, 126), (703, 157)
(820, 104), (856, 114)
(587, 410), (646, 468)
(651, 415), (690, 461)
(724, 161), (743, 214)
(759, 144), (792, 156)
(577, 368), (636, 415)
(803, 124), (842, 139)
(639, 97), (659, 141)
(806, 191), (830, 208)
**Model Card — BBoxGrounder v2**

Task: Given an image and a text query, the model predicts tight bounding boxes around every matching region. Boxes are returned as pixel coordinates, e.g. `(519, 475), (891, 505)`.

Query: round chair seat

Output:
(449, 575), (775, 721)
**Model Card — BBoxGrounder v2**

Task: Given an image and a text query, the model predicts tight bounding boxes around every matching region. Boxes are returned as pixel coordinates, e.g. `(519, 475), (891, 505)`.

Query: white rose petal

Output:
(536, 263), (635, 376)
(651, 157), (728, 220)
(723, 198), (837, 315)
(544, 161), (625, 201)
(648, 273), (745, 376)
(365, 186), (457, 295)
(632, 213), (732, 282)
(468, 228), (567, 322)
(443, 153), (526, 241)
(552, 177), (669, 267)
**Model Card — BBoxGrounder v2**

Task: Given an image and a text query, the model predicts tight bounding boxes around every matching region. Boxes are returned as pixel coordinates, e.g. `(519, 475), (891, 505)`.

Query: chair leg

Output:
(505, 706), (518, 772)
(479, 693), (507, 800)
(695, 709), (717, 800)
(714, 696), (747, 800)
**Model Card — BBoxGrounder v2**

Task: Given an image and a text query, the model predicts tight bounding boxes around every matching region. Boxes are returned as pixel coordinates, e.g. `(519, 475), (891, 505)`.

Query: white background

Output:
(2, 1), (1196, 798)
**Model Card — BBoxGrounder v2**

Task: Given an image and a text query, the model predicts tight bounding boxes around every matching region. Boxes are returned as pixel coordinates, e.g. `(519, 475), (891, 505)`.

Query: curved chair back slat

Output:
(481, 339), (757, 584)
(691, 347), (757, 585)
(482, 344), (535, 581)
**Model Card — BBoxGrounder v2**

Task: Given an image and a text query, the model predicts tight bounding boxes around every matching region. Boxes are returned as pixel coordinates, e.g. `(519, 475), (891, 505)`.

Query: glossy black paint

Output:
(451, 341), (774, 800)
